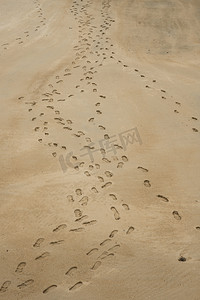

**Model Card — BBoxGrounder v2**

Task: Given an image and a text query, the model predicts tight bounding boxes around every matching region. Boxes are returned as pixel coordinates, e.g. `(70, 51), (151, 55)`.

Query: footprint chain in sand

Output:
(0, 0), (47, 53)
(3, 0), (199, 297)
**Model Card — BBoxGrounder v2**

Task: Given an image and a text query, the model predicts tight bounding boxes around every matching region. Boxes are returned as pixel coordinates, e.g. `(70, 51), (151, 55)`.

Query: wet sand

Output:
(0, 0), (200, 299)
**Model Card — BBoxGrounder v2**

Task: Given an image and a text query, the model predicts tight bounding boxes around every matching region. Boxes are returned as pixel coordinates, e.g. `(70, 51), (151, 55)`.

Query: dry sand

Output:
(0, 0), (200, 299)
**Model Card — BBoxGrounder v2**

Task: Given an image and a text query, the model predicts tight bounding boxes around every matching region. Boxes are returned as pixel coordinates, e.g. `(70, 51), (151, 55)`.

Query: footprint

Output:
(105, 171), (113, 177)
(76, 189), (82, 196)
(101, 182), (112, 188)
(33, 238), (44, 248)
(109, 230), (118, 238)
(104, 134), (110, 140)
(172, 211), (181, 220)
(144, 180), (151, 187)
(50, 240), (64, 245)
(157, 195), (169, 202)
(137, 166), (148, 172)
(122, 156), (128, 162)
(111, 207), (120, 220)
(100, 239), (111, 246)
(74, 209), (82, 218)
(67, 195), (74, 202)
(0, 281), (11, 293)
(109, 194), (117, 200)
(69, 281), (83, 291)
(35, 252), (50, 260)
(70, 228), (85, 232)
(75, 215), (88, 222)
(43, 285), (57, 294)
(17, 279), (34, 289)
(83, 220), (97, 226)
(108, 244), (120, 252)
(65, 266), (77, 276)
(98, 176), (104, 182)
(192, 128), (198, 132)
(126, 226), (134, 234)
(117, 162), (124, 168)
(88, 117), (94, 122)
(101, 253), (114, 260)
(86, 248), (98, 256)
(79, 196), (89, 206)
(91, 187), (98, 193)
(91, 261), (101, 270)
(122, 203), (130, 210)
(84, 171), (91, 176)
(53, 224), (67, 232)
(15, 262), (26, 273)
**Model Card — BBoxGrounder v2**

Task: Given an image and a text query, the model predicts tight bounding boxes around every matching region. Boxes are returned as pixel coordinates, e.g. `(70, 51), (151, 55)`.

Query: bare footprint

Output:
(109, 230), (118, 238)
(15, 262), (26, 273)
(137, 166), (148, 172)
(69, 281), (83, 291)
(108, 244), (120, 252)
(65, 266), (77, 276)
(33, 238), (44, 248)
(83, 220), (97, 226)
(122, 156), (128, 162)
(91, 261), (101, 270)
(157, 195), (169, 202)
(109, 194), (117, 200)
(35, 252), (50, 260)
(122, 203), (130, 210)
(100, 239), (111, 246)
(53, 224), (67, 232)
(117, 162), (124, 168)
(79, 196), (89, 206)
(76, 188), (82, 196)
(74, 209), (82, 218)
(86, 248), (98, 256)
(50, 240), (64, 245)
(0, 281), (11, 293)
(126, 226), (134, 234)
(43, 285), (57, 294)
(101, 182), (112, 188)
(70, 228), (85, 232)
(84, 171), (91, 176)
(67, 195), (74, 202)
(105, 171), (113, 177)
(111, 207), (120, 220)
(172, 211), (181, 220)
(75, 215), (88, 222)
(192, 128), (198, 132)
(17, 279), (34, 289)
(144, 180), (151, 187)
(91, 187), (98, 193)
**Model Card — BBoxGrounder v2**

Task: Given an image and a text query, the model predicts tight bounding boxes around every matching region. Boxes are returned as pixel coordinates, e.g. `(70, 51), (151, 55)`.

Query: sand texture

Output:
(0, 0), (200, 299)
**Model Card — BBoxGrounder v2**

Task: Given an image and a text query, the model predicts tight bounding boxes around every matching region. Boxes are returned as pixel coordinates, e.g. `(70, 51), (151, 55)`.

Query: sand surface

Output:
(0, 0), (200, 299)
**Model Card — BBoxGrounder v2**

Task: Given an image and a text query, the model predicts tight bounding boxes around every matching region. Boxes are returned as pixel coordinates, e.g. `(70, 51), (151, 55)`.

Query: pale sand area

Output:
(0, 0), (200, 299)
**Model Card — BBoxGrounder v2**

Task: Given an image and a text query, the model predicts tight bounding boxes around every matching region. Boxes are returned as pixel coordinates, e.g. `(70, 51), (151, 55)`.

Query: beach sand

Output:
(0, 0), (200, 299)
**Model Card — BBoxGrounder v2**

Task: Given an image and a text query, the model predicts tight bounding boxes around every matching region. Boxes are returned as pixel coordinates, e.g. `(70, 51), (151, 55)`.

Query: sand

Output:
(0, 0), (200, 299)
